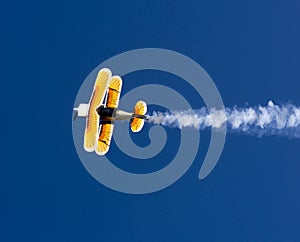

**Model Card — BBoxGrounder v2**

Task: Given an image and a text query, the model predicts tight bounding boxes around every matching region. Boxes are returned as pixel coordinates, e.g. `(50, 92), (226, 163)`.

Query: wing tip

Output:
(84, 146), (95, 152)
(109, 75), (123, 89)
(95, 142), (109, 155)
(98, 67), (112, 77)
(95, 149), (109, 156)
(95, 68), (112, 86)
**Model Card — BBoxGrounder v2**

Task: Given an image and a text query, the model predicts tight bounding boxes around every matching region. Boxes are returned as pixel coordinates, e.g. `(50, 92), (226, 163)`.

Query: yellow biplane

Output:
(73, 68), (148, 155)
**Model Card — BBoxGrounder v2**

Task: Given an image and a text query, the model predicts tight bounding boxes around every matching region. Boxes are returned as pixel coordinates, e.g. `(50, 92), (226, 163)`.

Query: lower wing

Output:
(95, 123), (114, 155)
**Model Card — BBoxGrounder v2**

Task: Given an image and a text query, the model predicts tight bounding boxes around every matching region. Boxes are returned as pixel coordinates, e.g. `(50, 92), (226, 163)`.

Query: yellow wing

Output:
(95, 124), (114, 155)
(94, 76), (122, 155)
(106, 76), (122, 108)
(84, 68), (111, 152)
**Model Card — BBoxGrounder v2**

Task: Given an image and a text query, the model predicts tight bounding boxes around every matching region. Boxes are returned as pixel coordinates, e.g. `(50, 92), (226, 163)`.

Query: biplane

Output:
(73, 68), (148, 155)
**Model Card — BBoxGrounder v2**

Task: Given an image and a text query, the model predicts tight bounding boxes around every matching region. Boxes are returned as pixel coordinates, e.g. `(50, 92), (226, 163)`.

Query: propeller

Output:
(73, 108), (78, 121)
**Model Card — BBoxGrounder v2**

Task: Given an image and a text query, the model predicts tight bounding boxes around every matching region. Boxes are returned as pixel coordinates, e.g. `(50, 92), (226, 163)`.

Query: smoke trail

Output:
(148, 101), (300, 138)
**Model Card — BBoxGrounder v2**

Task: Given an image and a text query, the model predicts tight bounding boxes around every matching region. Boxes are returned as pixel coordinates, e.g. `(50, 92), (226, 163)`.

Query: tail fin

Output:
(130, 101), (147, 132)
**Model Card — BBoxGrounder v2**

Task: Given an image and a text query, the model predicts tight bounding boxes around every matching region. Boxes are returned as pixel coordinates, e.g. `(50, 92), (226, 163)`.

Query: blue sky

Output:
(3, 0), (300, 241)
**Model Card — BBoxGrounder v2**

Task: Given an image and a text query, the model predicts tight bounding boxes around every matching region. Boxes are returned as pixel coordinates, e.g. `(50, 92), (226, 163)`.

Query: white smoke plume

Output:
(148, 101), (300, 138)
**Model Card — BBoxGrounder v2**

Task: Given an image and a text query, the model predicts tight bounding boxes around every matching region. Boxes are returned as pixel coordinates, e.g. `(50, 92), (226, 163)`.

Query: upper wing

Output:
(106, 76), (122, 108)
(95, 123), (114, 155)
(84, 68), (111, 152)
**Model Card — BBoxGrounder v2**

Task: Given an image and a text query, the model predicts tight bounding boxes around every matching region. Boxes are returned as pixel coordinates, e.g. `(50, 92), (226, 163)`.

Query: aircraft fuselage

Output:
(96, 106), (147, 124)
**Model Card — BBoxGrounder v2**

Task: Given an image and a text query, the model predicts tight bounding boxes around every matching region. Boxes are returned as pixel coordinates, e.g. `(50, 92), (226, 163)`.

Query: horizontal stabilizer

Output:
(130, 101), (147, 132)
(130, 118), (145, 133)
